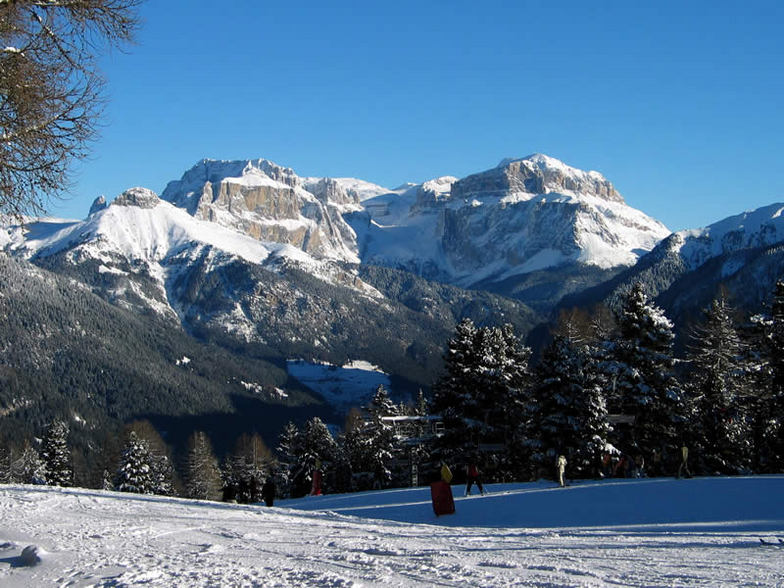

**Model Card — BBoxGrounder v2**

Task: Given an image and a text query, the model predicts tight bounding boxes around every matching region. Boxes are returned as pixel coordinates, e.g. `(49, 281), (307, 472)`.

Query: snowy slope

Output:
(1, 476), (782, 586)
(4, 189), (304, 267)
(287, 359), (392, 409)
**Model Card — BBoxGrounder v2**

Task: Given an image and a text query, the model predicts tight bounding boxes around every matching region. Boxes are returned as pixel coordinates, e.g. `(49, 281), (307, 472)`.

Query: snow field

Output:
(1, 475), (782, 586)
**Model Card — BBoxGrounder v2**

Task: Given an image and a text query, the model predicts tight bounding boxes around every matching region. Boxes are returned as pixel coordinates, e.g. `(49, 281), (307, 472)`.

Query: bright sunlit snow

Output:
(1, 476), (782, 586)
(286, 359), (391, 409)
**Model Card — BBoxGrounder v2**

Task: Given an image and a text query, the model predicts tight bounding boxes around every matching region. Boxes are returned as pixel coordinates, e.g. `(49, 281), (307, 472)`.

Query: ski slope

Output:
(1, 476), (783, 586)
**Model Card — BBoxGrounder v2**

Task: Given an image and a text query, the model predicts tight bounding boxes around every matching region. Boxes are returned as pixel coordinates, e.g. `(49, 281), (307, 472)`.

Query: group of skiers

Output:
(235, 445), (694, 515)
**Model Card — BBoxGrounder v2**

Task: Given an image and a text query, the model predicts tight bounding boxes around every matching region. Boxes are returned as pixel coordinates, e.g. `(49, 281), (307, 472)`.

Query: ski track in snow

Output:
(1, 477), (783, 586)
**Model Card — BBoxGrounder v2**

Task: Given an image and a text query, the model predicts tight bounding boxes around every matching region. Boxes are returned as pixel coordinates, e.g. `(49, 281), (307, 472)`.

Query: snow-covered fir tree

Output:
(432, 319), (532, 476)
(41, 419), (72, 487)
(363, 385), (398, 488)
(532, 331), (608, 478)
(300, 417), (339, 493)
(432, 318), (480, 457)
(743, 280), (784, 472)
(151, 453), (175, 496)
(0, 446), (11, 483)
(125, 421), (177, 496)
(686, 295), (750, 474)
(276, 421), (304, 498)
(115, 431), (155, 494)
(12, 442), (47, 484)
(605, 283), (684, 463)
(184, 431), (222, 501)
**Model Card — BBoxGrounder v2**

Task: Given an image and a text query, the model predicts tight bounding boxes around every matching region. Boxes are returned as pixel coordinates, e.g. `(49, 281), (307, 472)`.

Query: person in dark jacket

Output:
(261, 478), (276, 507)
(465, 461), (484, 495)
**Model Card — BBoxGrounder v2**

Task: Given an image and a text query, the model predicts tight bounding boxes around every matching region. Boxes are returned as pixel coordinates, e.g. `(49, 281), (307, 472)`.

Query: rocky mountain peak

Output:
(113, 187), (160, 209)
(452, 154), (623, 203)
(88, 195), (108, 215)
(160, 158), (360, 263)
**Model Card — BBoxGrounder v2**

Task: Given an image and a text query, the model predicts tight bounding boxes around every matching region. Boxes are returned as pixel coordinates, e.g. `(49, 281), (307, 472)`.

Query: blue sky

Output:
(55, 0), (784, 231)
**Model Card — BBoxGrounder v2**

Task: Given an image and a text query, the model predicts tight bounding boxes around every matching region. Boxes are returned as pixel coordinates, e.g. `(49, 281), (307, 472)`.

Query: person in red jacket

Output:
(465, 460), (485, 496)
(310, 459), (323, 496)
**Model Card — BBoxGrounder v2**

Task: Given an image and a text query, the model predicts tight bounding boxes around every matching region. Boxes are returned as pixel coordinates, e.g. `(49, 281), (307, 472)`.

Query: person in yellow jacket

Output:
(440, 462), (453, 484)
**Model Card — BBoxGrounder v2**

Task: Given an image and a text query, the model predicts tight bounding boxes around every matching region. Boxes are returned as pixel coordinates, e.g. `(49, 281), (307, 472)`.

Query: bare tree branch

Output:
(0, 0), (142, 218)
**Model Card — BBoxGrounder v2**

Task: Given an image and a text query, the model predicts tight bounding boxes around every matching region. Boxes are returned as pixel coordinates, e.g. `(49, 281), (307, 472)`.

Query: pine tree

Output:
(532, 332), (608, 478)
(151, 454), (175, 496)
(12, 442), (47, 485)
(226, 433), (273, 503)
(364, 385), (398, 488)
(743, 280), (784, 472)
(41, 419), (72, 487)
(605, 283), (684, 463)
(184, 431), (222, 501)
(340, 409), (372, 491)
(0, 445), (11, 484)
(686, 296), (750, 474)
(115, 431), (154, 494)
(432, 318), (481, 451)
(432, 319), (532, 475)
(277, 421), (304, 498)
(126, 421), (178, 496)
(300, 417), (338, 493)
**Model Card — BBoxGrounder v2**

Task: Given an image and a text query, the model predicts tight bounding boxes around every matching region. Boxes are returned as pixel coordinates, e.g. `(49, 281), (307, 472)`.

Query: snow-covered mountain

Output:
(155, 154), (669, 310)
(672, 203), (784, 270)
(559, 202), (784, 330)
(1, 186), (382, 321)
(353, 154), (668, 285)
(0, 153), (675, 397)
(0, 185), (539, 403)
(159, 158), (388, 264)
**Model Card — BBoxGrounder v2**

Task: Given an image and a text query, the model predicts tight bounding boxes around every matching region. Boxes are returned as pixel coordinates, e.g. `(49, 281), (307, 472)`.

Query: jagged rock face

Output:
(410, 177), (458, 214)
(89, 196), (107, 216)
(451, 155), (623, 202)
(113, 187), (160, 209)
(303, 177), (360, 206)
(162, 160), (359, 262)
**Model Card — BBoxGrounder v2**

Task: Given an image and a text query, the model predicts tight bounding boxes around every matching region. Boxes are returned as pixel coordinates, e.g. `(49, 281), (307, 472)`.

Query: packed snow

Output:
(1, 476), (782, 586)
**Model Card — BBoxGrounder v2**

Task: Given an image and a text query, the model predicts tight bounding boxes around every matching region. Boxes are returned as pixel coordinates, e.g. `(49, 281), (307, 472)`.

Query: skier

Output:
(440, 461), (453, 484)
(310, 459), (323, 495)
(556, 454), (567, 487)
(431, 462), (455, 516)
(677, 444), (692, 479)
(465, 460), (484, 496)
(261, 477), (276, 507)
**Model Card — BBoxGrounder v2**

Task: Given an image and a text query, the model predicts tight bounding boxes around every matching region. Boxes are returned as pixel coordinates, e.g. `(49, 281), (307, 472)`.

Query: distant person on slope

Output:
(311, 460), (323, 496)
(557, 455), (567, 487)
(441, 461), (452, 484)
(677, 445), (692, 479)
(465, 460), (485, 496)
(440, 461), (453, 484)
(261, 478), (276, 507)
